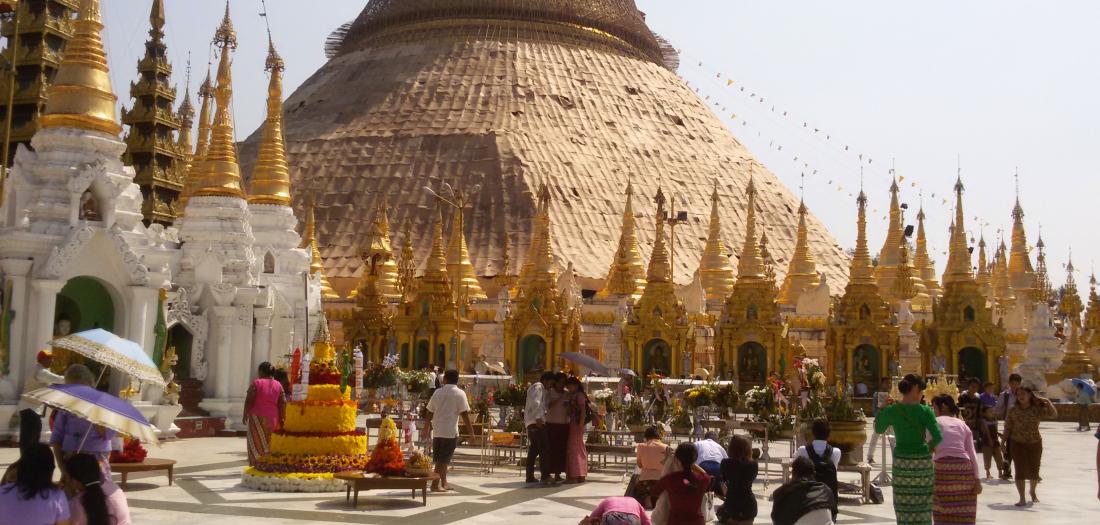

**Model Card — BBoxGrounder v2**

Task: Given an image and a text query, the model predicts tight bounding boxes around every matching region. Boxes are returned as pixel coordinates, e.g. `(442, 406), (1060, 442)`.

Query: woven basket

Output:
(405, 467), (433, 478)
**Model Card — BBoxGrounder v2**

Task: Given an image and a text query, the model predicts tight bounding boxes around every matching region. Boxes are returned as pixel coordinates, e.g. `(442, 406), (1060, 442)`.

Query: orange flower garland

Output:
(365, 417), (405, 476)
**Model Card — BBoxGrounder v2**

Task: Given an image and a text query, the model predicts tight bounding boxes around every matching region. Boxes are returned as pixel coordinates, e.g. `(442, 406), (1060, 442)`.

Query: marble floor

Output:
(1, 420), (1096, 524)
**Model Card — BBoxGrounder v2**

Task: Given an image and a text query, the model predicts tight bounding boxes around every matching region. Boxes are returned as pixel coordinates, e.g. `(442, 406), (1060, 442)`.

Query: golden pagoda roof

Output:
(445, 189), (487, 302)
(179, 67), (214, 215)
(301, 198), (340, 300)
(942, 177), (973, 285)
(419, 205), (454, 302)
(849, 191), (875, 285)
(1033, 234), (1054, 304)
(192, 4), (245, 199)
(1008, 196), (1037, 295)
(735, 176), (765, 281)
(248, 39), (292, 206)
(759, 229), (777, 284)
(1052, 322), (1094, 380)
(176, 68), (195, 167)
(39, 0), (121, 136)
(778, 198), (820, 306)
(893, 232), (918, 302)
(599, 181), (646, 298)
(991, 239), (1015, 309)
(1085, 272), (1100, 336)
(351, 198), (400, 300)
(397, 219), (418, 301)
(645, 188), (672, 284)
(698, 181), (736, 301)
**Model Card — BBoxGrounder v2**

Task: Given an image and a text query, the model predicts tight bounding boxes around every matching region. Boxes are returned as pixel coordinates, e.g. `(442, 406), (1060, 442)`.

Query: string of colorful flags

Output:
(675, 51), (962, 221)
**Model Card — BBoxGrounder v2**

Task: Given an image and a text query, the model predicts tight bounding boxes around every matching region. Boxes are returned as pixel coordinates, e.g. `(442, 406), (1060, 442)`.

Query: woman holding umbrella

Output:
(50, 365), (117, 481)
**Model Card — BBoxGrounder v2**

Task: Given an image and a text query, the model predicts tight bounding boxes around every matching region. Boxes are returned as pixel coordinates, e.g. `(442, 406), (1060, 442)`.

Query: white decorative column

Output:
(28, 279), (66, 378)
(253, 307), (273, 372)
(1, 259), (33, 396)
(210, 306), (235, 400)
(125, 286), (160, 355)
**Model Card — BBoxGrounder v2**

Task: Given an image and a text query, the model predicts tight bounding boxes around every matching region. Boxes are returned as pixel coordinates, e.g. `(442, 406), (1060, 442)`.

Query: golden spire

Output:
(300, 197), (339, 300)
(397, 219), (417, 302)
(1051, 322), (1094, 381)
(759, 230), (777, 284)
(849, 190), (875, 284)
(1033, 234), (1054, 305)
(445, 189), (487, 302)
(943, 177), (972, 284)
(991, 239), (1015, 311)
(176, 63), (196, 174)
(1008, 195), (1036, 295)
(420, 204), (453, 299)
(893, 232), (916, 302)
(1085, 271), (1100, 340)
(498, 226), (516, 291)
(778, 197), (820, 306)
(178, 67), (214, 214)
(599, 181), (646, 298)
(976, 236), (992, 301)
(875, 178), (905, 295)
(697, 181), (736, 301)
(194, 67), (214, 161)
(192, 4), (244, 198)
(1060, 253), (1084, 327)
(914, 204), (942, 298)
(351, 198), (399, 300)
(39, 0), (121, 136)
(248, 38), (291, 205)
(517, 184), (558, 292)
(735, 177), (765, 280)
(646, 188), (672, 284)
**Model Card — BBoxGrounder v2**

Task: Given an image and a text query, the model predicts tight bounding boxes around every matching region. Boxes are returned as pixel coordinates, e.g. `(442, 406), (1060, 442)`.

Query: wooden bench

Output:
(780, 458), (873, 504)
(334, 471), (439, 507)
(110, 458), (176, 490)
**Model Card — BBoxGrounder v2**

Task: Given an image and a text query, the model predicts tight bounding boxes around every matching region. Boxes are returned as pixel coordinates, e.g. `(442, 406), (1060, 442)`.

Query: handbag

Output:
(701, 492), (717, 522)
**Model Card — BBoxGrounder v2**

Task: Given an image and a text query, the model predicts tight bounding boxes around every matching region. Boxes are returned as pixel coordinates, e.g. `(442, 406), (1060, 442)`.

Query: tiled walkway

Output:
(2, 421), (1096, 524)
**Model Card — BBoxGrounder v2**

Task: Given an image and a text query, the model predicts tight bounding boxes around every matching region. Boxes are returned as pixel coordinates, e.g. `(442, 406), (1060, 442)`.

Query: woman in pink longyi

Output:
(243, 362), (286, 467)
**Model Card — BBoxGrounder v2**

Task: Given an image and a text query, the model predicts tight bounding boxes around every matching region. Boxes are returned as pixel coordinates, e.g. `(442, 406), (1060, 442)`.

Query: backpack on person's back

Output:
(804, 444), (839, 519)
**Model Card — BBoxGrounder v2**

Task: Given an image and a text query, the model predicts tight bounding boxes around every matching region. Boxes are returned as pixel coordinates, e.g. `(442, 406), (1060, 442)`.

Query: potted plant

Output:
(684, 384), (716, 410)
(668, 400), (693, 435)
(824, 383), (868, 466)
(713, 383), (741, 417)
(398, 369), (433, 397)
(623, 398), (646, 433)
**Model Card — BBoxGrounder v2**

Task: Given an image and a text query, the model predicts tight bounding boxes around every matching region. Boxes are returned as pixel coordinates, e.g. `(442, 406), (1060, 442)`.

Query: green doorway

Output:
(518, 334), (547, 381)
(958, 347), (986, 383)
(51, 277), (115, 375)
(167, 324), (193, 380)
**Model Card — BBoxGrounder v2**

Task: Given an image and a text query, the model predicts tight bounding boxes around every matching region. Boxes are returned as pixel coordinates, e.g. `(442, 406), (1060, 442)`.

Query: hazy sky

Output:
(97, 0), (1100, 290)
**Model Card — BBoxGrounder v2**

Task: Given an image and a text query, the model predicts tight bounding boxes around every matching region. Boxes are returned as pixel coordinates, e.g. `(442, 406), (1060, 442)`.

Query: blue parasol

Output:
(1071, 378), (1096, 397)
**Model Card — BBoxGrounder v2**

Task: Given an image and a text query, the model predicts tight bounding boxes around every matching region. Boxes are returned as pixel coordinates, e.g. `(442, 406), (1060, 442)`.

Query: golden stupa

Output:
(238, 0), (852, 296)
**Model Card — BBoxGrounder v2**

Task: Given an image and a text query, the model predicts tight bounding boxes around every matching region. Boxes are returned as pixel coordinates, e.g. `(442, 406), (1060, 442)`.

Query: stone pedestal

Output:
(134, 402), (184, 439)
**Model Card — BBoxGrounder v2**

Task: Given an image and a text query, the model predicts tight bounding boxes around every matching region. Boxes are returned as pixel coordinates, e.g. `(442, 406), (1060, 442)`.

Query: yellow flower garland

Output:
(283, 402), (357, 433)
(243, 466), (335, 481)
(306, 384), (350, 402)
(269, 433), (367, 456)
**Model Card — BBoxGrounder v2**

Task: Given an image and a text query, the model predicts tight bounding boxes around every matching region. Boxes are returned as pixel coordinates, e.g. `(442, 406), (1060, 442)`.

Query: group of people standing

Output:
(876, 373), (1058, 525)
(525, 372), (595, 485)
(0, 364), (132, 525)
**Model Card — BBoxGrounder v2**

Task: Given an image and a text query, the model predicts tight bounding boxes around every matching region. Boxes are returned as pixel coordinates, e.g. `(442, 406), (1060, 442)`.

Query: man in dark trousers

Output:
(995, 373), (1023, 480)
(524, 372), (555, 485)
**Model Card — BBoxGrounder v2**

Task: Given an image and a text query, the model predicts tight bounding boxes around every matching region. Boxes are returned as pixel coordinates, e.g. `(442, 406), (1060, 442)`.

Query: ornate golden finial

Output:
(39, 0), (121, 136)
(599, 181), (647, 298)
(914, 202), (941, 298)
(300, 196), (339, 300)
(192, 4), (244, 199)
(894, 233), (916, 301)
(248, 37), (291, 205)
(698, 180), (735, 301)
(736, 175), (765, 280)
(176, 56), (195, 166)
(778, 196), (820, 306)
(445, 187), (487, 302)
(1060, 252), (1084, 327)
(943, 176), (972, 283)
(849, 190), (875, 284)
(516, 184), (558, 294)
(150, 0), (165, 30)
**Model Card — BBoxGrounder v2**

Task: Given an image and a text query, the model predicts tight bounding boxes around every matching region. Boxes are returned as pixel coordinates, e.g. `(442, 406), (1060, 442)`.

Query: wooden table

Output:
(110, 458), (176, 490)
(334, 471), (439, 507)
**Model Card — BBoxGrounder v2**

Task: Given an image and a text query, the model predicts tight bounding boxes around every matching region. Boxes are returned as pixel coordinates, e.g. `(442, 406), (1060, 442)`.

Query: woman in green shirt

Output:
(874, 374), (943, 525)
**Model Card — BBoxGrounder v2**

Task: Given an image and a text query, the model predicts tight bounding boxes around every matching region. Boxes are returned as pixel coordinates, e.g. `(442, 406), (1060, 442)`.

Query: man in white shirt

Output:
(794, 419), (841, 511)
(524, 372), (555, 484)
(426, 369), (474, 492)
(694, 431), (728, 491)
(795, 420), (842, 468)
